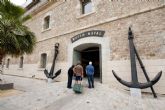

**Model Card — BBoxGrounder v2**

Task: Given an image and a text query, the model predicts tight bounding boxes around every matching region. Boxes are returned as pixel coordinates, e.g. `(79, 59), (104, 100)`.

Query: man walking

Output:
(86, 61), (94, 88)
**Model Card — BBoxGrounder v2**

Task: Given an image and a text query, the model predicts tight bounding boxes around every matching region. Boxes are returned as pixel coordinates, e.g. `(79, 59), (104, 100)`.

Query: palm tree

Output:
(0, 0), (36, 67)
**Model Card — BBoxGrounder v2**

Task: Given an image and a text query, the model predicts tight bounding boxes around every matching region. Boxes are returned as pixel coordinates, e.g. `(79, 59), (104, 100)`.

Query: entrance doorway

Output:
(73, 43), (101, 82)
(81, 47), (100, 77)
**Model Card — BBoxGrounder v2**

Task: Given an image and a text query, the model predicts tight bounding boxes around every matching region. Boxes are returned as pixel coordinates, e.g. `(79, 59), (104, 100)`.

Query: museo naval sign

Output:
(71, 30), (105, 43)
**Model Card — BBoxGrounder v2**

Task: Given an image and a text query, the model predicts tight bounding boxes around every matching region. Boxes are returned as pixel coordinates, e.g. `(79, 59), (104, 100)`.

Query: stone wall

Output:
(19, 5), (165, 64)
(25, 0), (165, 41)
(4, 62), (68, 82)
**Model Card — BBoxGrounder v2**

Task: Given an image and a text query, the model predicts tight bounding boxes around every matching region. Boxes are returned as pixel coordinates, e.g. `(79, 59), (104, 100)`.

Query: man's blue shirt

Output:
(86, 65), (94, 75)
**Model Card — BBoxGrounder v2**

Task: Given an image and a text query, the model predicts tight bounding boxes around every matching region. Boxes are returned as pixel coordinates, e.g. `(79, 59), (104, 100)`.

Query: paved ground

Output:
(0, 75), (165, 110)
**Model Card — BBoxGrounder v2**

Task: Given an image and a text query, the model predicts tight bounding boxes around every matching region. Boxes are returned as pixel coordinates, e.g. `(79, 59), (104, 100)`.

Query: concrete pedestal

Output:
(47, 78), (53, 83)
(130, 88), (142, 98)
(0, 83), (14, 90)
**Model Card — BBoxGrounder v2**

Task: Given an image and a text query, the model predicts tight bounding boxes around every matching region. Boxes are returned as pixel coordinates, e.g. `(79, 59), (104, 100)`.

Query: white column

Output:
(130, 88), (142, 98)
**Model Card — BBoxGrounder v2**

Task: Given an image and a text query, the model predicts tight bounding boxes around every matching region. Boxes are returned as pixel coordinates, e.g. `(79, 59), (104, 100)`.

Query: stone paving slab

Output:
(0, 75), (165, 110)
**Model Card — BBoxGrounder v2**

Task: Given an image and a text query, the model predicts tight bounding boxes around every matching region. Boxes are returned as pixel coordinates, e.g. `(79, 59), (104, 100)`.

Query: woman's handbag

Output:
(73, 83), (83, 93)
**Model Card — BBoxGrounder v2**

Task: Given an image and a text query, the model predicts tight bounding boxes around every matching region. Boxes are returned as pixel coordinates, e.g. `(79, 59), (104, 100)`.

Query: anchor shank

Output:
(128, 28), (138, 85)
(133, 44), (157, 98)
(50, 43), (59, 76)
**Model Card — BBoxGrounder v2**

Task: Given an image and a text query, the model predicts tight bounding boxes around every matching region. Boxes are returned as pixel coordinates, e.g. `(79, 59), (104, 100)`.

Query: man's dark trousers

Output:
(67, 75), (72, 88)
(87, 75), (94, 88)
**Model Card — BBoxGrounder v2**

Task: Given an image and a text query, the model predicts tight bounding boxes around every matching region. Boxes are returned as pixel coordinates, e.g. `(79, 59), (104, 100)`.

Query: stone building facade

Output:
(4, 0), (165, 94)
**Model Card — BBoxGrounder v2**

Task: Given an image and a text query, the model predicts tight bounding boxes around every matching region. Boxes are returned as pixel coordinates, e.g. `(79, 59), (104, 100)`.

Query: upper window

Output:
(43, 16), (50, 30)
(81, 0), (92, 14)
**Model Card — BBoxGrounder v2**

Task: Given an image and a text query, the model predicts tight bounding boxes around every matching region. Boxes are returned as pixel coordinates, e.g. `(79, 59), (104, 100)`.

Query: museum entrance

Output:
(73, 43), (102, 82)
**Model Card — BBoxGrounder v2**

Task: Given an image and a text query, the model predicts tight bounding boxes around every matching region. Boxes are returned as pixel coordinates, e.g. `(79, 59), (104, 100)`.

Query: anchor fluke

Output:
(138, 71), (161, 89)
(112, 70), (162, 89)
(137, 71), (162, 89)
(112, 70), (132, 88)
(151, 71), (162, 85)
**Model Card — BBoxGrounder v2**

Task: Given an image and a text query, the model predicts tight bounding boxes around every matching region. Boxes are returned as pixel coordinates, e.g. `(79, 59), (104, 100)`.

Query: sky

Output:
(10, 0), (33, 7)
(10, 0), (27, 6)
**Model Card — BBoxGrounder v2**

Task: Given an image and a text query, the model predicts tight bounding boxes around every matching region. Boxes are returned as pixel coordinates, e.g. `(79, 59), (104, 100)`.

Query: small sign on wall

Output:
(71, 30), (105, 43)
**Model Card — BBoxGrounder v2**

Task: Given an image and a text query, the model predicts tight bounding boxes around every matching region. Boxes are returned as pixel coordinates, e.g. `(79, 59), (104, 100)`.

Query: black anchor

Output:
(44, 43), (61, 80)
(112, 27), (162, 98)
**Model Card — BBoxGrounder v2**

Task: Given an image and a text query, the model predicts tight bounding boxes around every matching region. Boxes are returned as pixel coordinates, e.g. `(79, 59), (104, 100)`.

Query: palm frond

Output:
(0, 0), (36, 58)
(0, 0), (25, 19)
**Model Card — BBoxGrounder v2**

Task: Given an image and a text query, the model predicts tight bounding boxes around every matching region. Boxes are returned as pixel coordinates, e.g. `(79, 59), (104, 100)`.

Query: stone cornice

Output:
(25, 0), (60, 16)
(26, 0), (40, 10)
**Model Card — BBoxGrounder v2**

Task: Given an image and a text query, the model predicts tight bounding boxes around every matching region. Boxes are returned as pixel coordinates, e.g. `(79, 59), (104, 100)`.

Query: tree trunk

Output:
(0, 54), (4, 77)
